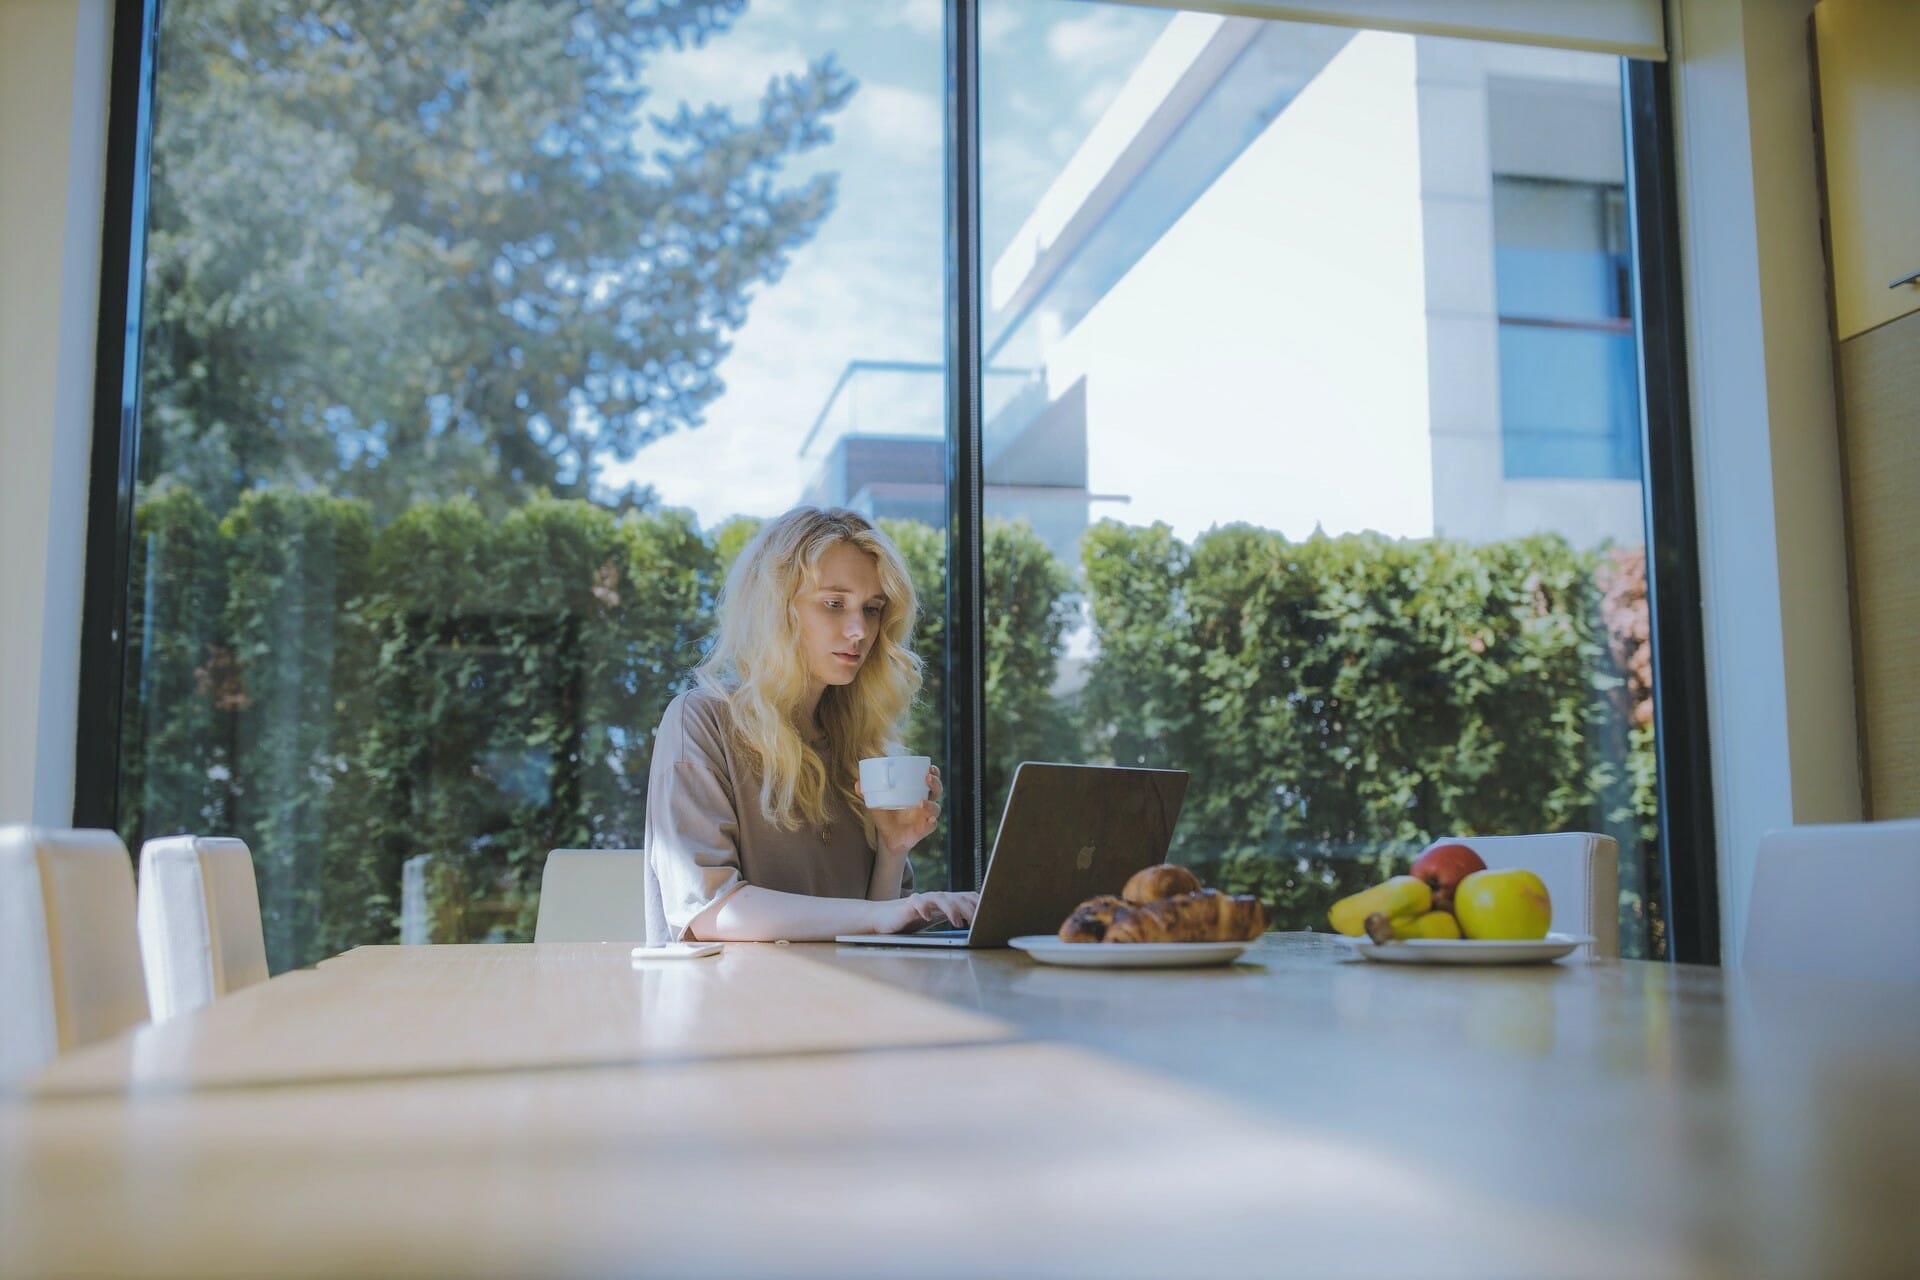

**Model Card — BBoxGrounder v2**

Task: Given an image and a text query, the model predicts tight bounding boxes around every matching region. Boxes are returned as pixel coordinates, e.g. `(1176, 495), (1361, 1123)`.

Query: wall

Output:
(1739, 0), (1860, 831)
(1668, 0), (1861, 965)
(0, 0), (114, 825)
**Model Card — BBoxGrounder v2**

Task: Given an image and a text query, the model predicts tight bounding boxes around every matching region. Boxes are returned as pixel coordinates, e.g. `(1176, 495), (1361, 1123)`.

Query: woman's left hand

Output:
(860, 765), (942, 860)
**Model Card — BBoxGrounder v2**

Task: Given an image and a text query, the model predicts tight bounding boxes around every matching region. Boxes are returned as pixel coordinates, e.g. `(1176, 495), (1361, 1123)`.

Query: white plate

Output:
(1343, 931), (1594, 966)
(1007, 935), (1255, 969)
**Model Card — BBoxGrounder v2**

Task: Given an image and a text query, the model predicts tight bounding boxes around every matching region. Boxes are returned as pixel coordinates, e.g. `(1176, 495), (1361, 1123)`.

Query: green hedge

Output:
(341, 496), (722, 953)
(118, 490), (1658, 969)
(1082, 521), (1653, 948)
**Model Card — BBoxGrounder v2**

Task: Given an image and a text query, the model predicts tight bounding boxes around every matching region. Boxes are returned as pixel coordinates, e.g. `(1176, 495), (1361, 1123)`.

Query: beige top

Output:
(643, 685), (911, 943)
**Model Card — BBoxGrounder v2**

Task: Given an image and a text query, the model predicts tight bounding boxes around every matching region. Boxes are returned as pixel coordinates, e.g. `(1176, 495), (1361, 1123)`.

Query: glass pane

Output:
(120, 0), (948, 967)
(1499, 325), (1642, 479)
(1492, 178), (1630, 321)
(979, 3), (1665, 957)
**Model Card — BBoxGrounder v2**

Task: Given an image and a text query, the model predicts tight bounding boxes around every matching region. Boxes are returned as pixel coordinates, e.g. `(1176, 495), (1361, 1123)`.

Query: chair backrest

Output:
(1746, 819), (1920, 981)
(1432, 832), (1620, 958)
(137, 834), (271, 1021)
(535, 849), (651, 943)
(0, 825), (149, 1084)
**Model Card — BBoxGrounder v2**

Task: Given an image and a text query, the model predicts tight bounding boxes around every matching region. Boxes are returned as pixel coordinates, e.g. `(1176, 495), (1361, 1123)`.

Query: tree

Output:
(142, 0), (853, 520)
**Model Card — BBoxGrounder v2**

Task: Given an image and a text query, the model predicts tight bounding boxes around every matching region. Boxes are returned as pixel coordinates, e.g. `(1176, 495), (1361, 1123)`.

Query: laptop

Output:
(836, 761), (1189, 949)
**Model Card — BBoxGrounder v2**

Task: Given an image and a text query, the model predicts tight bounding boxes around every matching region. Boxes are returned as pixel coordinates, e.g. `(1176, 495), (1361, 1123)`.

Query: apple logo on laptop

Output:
(1075, 844), (1095, 870)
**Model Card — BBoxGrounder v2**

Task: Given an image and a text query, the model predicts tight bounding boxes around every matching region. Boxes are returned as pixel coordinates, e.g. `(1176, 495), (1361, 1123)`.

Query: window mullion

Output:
(944, 0), (986, 892)
(1624, 59), (1721, 964)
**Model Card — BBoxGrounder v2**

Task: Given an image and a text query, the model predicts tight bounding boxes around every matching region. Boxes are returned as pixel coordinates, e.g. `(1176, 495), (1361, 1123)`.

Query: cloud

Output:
(979, 5), (1022, 50)
(845, 82), (942, 155)
(1005, 87), (1048, 120)
(748, 0), (939, 38)
(645, 30), (815, 115)
(889, 0), (943, 38)
(744, 0), (852, 33)
(1045, 8), (1149, 63)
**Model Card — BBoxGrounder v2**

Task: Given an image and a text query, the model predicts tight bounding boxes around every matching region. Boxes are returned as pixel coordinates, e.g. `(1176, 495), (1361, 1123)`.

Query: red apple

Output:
(1409, 841), (1487, 912)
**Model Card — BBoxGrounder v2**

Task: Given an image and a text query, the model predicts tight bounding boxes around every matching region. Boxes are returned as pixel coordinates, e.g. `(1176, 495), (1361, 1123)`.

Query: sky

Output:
(599, 0), (1172, 531)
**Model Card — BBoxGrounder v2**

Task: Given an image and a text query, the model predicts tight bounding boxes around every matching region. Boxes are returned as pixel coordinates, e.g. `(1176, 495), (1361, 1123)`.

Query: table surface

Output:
(5, 936), (1918, 1279)
(22, 942), (1011, 1096)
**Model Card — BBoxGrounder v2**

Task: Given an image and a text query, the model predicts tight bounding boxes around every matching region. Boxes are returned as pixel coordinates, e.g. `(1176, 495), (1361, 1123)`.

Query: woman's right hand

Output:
(877, 891), (981, 933)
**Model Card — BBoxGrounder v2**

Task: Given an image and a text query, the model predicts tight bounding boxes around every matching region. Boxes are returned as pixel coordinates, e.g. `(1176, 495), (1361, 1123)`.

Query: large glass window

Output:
(978, 4), (1664, 956)
(105, 0), (1680, 966)
(119, 0), (946, 967)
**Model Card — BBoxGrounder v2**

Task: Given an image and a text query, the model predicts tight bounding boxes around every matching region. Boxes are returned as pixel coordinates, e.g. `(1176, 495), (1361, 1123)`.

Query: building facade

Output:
(802, 15), (1646, 563)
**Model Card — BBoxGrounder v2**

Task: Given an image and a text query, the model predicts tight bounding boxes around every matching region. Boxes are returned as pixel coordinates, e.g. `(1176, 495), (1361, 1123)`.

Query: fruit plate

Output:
(1342, 932), (1594, 966)
(1007, 935), (1255, 969)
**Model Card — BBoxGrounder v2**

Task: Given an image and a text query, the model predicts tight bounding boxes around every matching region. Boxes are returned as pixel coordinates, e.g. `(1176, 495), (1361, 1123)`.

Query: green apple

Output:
(1453, 868), (1552, 940)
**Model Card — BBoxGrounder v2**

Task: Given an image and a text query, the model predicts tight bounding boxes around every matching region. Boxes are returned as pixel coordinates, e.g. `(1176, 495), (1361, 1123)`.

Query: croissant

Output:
(1057, 894), (1130, 943)
(1121, 863), (1203, 905)
(1101, 889), (1268, 944)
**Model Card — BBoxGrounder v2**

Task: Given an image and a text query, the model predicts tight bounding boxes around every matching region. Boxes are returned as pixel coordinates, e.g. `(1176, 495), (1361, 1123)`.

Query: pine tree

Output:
(141, 0), (853, 521)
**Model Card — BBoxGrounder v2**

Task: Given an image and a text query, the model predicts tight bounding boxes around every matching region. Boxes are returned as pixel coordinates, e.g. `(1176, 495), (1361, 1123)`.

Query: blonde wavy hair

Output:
(695, 507), (922, 841)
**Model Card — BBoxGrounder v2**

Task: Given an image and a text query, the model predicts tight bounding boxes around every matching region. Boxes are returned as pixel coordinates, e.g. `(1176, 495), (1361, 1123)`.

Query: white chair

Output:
(0, 825), (149, 1085)
(137, 834), (270, 1021)
(1430, 832), (1620, 959)
(534, 849), (651, 942)
(1746, 819), (1920, 981)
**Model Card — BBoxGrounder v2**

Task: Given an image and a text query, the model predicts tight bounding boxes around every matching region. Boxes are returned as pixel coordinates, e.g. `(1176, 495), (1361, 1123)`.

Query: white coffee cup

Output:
(858, 755), (932, 810)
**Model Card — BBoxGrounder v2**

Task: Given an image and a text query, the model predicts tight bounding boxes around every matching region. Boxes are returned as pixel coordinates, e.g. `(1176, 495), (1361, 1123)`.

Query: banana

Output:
(1328, 875), (1432, 936)
(1395, 910), (1463, 940)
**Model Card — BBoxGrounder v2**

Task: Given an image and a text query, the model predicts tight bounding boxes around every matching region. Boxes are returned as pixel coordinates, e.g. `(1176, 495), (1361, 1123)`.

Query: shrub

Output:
(1082, 520), (1653, 950)
(117, 492), (1658, 966)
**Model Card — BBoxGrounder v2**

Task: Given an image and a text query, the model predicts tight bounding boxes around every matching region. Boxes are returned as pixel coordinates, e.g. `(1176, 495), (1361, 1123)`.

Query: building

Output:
(805, 14), (1647, 560)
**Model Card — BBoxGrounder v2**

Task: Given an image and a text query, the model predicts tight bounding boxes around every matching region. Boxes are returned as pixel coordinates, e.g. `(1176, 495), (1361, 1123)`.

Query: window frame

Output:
(73, 0), (1720, 963)
(73, 0), (158, 835)
(1622, 57), (1721, 964)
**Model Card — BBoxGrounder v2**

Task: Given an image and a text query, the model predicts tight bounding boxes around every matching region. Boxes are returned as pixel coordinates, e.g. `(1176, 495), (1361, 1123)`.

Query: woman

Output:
(643, 506), (979, 944)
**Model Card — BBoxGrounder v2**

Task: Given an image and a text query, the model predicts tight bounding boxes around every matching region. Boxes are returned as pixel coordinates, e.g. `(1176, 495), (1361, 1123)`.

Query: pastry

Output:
(1121, 863), (1203, 905)
(1101, 889), (1269, 944)
(1057, 894), (1130, 943)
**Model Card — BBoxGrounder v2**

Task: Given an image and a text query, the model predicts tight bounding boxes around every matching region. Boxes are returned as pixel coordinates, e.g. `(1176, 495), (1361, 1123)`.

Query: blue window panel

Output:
(1504, 431), (1629, 480)
(1495, 246), (1623, 322)
(1498, 326), (1642, 480)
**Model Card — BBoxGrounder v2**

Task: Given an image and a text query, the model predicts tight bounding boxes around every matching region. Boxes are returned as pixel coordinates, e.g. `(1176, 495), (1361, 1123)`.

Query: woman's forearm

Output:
(867, 847), (910, 901)
(687, 884), (896, 942)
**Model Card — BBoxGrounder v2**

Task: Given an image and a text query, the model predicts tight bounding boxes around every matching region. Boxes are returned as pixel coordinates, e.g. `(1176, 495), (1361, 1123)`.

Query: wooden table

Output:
(4, 936), (1917, 1278)
(24, 943), (1012, 1096)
